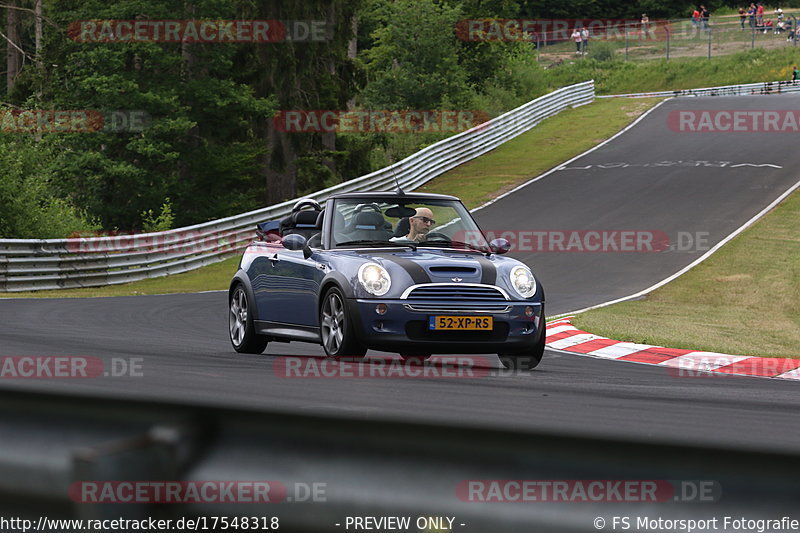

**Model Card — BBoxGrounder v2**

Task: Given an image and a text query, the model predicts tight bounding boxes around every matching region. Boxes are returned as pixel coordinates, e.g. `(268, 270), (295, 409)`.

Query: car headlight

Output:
(510, 266), (537, 298)
(358, 263), (391, 296)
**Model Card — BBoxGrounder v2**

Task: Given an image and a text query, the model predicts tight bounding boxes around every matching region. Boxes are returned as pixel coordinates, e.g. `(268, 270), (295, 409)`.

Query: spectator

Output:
(739, 7), (746, 30)
(748, 3), (757, 28)
(581, 26), (590, 53)
(692, 7), (701, 27)
(700, 5), (710, 29)
(756, 3), (764, 26)
(571, 27), (582, 54)
(640, 13), (650, 39)
(793, 65), (799, 81)
(763, 18), (773, 33)
(776, 19), (787, 33)
(775, 7), (784, 21)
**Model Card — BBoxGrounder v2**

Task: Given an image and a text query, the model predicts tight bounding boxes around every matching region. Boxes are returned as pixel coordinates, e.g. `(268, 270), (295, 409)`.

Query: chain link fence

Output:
(534, 13), (799, 64)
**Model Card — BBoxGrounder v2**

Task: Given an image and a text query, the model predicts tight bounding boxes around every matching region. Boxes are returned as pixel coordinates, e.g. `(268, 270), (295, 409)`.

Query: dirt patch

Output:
(714, 273), (753, 282)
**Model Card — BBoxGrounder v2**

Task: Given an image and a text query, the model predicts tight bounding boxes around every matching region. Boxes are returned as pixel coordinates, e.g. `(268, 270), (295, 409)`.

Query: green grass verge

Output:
(546, 48), (800, 95)
(572, 190), (800, 358)
(1, 97), (662, 299)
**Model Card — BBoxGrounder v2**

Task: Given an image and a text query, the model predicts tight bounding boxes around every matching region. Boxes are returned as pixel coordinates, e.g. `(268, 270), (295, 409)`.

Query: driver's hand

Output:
(414, 234), (427, 242)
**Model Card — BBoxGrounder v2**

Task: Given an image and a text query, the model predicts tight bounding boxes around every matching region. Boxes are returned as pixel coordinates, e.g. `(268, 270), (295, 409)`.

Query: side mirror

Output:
(489, 238), (511, 255)
(282, 234), (307, 251)
(283, 233), (314, 259)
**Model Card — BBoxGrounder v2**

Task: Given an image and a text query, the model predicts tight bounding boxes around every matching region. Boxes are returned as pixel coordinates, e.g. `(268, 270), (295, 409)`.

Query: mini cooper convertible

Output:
(228, 192), (546, 370)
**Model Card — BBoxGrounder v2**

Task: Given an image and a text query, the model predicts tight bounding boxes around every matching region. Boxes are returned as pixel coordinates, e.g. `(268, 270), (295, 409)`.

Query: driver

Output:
(391, 207), (435, 243)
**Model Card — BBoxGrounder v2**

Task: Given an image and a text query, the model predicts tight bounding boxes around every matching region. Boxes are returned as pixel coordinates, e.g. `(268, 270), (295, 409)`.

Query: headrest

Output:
(293, 210), (321, 226)
(352, 211), (385, 230)
(393, 217), (410, 237)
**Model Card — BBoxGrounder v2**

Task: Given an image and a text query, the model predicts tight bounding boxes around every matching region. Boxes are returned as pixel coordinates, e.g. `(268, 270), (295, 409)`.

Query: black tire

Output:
(499, 318), (546, 371)
(320, 287), (366, 359)
(229, 284), (269, 354)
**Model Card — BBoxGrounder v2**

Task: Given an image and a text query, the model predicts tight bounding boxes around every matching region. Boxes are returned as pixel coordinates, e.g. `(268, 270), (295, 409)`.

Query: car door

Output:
(265, 249), (325, 327)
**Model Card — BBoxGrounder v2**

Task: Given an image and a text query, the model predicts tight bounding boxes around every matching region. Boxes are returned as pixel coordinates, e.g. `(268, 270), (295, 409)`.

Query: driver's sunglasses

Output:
(412, 216), (435, 225)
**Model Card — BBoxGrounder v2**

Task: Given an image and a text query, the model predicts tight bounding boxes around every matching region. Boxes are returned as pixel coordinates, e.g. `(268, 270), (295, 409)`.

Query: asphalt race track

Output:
(2, 95), (800, 453)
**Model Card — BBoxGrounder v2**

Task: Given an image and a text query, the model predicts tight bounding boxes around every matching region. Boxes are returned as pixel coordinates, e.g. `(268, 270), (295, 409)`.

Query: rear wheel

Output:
(229, 285), (269, 354)
(320, 287), (366, 360)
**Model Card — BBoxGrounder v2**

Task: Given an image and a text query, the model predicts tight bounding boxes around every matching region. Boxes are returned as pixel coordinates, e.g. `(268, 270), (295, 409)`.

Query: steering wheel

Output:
(425, 232), (450, 242)
(292, 198), (322, 213)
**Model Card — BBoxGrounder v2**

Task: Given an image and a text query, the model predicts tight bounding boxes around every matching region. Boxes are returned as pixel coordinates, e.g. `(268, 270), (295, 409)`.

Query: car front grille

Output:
(401, 284), (511, 313)
(403, 284), (508, 301)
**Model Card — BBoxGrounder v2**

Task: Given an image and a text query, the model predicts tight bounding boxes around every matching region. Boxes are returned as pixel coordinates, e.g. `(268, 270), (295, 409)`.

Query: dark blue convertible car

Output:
(228, 191), (546, 370)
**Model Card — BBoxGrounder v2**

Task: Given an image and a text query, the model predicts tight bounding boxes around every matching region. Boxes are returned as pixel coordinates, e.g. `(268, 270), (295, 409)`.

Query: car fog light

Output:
(376, 303), (388, 315)
(525, 306), (534, 317)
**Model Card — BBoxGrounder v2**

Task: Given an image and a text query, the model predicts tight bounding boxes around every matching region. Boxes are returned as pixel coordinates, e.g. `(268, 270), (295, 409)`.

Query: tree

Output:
(361, 0), (471, 110)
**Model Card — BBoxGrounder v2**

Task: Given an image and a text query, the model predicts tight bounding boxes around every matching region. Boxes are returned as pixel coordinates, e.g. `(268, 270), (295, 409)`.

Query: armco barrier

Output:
(0, 81), (594, 292)
(598, 79), (800, 98)
(1, 388), (799, 529)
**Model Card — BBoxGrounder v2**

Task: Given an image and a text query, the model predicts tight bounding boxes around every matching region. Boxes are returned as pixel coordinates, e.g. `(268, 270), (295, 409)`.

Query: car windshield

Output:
(331, 198), (490, 251)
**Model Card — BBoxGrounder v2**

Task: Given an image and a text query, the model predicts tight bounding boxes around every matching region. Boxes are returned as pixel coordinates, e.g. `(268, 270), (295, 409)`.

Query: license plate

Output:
(429, 316), (493, 330)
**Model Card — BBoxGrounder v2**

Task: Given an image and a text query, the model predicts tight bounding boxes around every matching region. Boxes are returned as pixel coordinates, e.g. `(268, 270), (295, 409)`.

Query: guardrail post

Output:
(708, 26), (712, 58)
(625, 21), (629, 59)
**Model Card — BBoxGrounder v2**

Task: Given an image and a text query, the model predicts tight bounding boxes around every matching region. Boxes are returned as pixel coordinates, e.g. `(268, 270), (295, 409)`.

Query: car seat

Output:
(343, 211), (391, 241)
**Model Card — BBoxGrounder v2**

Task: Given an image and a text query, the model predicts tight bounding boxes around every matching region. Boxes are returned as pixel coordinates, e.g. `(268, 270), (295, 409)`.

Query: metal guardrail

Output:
(0, 81), (595, 292)
(2, 388), (799, 531)
(598, 78), (800, 98)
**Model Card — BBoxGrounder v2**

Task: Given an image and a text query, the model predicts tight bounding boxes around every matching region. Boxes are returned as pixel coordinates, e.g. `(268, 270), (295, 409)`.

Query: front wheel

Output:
(229, 285), (269, 354)
(499, 319), (546, 371)
(320, 287), (366, 359)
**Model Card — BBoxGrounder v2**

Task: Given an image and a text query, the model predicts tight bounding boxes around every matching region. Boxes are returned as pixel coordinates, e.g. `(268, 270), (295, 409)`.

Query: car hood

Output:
(331, 247), (534, 299)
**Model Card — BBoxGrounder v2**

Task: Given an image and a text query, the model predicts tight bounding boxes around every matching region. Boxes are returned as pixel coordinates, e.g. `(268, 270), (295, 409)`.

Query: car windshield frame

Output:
(326, 196), (491, 251)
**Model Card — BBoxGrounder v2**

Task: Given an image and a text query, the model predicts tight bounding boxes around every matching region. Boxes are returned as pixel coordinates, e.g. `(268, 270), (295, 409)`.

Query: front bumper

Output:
(348, 298), (544, 354)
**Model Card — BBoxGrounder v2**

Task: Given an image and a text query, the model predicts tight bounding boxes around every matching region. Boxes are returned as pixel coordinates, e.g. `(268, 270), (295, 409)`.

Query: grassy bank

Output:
(0, 97), (662, 298)
(544, 47), (800, 95)
(572, 189), (800, 358)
